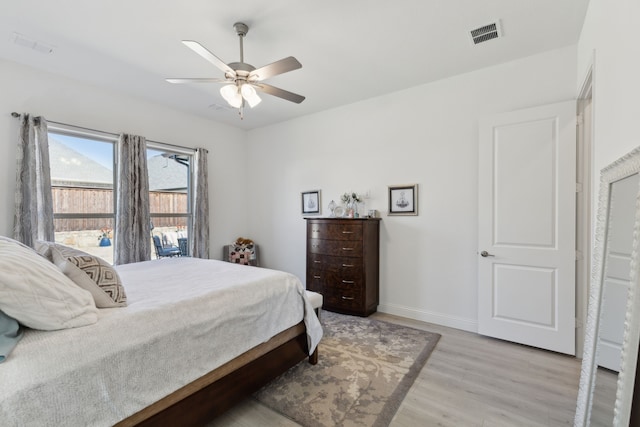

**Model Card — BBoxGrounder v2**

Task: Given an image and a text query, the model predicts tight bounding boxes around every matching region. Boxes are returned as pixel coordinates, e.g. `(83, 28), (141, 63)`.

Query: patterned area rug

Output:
(253, 311), (441, 427)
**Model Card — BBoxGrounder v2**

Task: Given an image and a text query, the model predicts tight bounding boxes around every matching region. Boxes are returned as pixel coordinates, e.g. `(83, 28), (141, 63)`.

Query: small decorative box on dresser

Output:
(305, 218), (381, 317)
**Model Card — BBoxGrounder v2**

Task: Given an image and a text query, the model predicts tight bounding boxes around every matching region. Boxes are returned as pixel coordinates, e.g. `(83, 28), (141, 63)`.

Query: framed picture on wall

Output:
(301, 190), (321, 215)
(388, 184), (418, 216)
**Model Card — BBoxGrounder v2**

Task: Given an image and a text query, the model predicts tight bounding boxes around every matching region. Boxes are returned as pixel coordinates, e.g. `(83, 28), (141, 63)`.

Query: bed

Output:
(0, 238), (323, 427)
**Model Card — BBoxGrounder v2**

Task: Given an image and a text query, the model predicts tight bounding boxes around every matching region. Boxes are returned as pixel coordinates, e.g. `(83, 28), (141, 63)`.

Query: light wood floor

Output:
(208, 312), (613, 427)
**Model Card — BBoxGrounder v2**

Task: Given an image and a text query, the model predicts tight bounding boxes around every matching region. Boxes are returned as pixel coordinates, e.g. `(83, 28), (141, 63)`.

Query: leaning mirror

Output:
(575, 146), (640, 426)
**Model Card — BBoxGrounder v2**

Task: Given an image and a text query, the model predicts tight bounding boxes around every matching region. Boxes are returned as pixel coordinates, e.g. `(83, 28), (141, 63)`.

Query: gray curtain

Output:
(13, 114), (54, 247)
(114, 133), (151, 265)
(191, 147), (210, 259)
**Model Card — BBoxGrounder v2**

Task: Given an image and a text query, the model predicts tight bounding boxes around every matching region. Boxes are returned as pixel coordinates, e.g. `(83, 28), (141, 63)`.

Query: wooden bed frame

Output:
(116, 322), (317, 426)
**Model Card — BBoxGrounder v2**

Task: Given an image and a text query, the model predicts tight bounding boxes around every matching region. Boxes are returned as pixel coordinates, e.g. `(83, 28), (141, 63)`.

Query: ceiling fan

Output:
(167, 22), (305, 118)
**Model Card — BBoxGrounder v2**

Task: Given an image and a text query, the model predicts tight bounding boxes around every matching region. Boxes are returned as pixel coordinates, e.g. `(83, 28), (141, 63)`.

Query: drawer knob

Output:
(314, 275), (321, 279)
(314, 260), (321, 264)
(342, 247), (354, 251)
(342, 280), (355, 284)
(342, 264), (354, 267)
(342, 231), (354, 234)
(341, 296), (354, 301)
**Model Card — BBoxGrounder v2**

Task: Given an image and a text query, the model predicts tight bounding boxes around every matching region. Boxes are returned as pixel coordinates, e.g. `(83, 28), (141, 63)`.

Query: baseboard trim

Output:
(377, 303), (478, 333)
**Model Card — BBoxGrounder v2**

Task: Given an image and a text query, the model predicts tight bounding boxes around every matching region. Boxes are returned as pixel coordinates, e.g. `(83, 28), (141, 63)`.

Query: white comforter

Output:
(0, 258), (322, 426)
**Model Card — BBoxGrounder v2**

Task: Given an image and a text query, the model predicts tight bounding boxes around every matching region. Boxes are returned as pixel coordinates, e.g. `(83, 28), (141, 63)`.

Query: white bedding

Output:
(0, 257), (322, 426)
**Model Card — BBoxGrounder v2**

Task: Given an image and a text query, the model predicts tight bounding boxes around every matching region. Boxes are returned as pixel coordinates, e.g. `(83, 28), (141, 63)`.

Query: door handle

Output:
(480, 250), (495, 257)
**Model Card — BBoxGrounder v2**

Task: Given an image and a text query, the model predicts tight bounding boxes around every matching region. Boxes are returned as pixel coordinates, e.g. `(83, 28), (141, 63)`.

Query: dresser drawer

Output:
(307, 271), (363, 295)
(308, 238), (363, 257)
(308, 254), (363, 276)
(306, 274), (323, 294)
(308, 222), (362, 241)
(309, 270), (364, 289)
(323, 287), (363, 311)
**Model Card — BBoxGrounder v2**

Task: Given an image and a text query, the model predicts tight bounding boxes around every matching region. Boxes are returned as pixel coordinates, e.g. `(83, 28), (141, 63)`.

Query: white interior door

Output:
(478, 101), (576, 355)
(598, 173), (638, 371)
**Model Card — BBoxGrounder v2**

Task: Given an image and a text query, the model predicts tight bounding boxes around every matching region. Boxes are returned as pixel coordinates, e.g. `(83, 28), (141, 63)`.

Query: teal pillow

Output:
(0, 310), (23, 363)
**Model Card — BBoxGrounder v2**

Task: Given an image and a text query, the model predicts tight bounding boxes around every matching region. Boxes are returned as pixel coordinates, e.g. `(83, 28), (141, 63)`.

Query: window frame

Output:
(48, 123), (118, 229)
(47, 124), (195, 258)
(147, 142), (195, 256)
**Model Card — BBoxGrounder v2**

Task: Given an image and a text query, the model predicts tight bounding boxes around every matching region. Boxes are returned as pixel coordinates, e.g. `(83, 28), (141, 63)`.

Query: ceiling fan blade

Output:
(253, 83), (305, 104)
(249, 56), (302, 81)
(166, 78), (230, 84)
(182, 40), (235, 76)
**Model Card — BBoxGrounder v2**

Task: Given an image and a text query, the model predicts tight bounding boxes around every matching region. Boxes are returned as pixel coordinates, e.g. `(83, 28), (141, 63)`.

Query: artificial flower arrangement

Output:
(98, 227), (112, 240)
(341, 192), (362, 205)
(341, 192), (362, 218)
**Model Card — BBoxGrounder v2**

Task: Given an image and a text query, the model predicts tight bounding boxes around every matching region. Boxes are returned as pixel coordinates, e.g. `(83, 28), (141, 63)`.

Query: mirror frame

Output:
(575, 146), (640, 426)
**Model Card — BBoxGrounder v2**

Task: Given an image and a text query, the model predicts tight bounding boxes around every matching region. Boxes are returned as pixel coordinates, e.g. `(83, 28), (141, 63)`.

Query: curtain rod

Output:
(10, 112), (197, 153)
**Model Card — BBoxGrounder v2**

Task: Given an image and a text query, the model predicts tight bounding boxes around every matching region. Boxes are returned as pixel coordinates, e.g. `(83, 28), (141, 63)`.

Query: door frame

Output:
(576, 57), (595, 358)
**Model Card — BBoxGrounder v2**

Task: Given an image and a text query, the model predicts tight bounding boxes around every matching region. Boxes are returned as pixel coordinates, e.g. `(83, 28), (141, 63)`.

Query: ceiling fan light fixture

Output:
(241, 84), (261, 108)
(220, 84), (242, 108)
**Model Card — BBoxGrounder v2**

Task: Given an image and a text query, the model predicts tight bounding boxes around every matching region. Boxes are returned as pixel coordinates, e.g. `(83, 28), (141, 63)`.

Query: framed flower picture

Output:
(388, 184), (418, 216)
(301, 190), (321, 215)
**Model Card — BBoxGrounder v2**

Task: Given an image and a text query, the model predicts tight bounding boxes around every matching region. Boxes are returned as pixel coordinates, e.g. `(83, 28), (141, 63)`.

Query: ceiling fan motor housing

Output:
(225, 62), (254, 82)
(233, 22), (249, 37)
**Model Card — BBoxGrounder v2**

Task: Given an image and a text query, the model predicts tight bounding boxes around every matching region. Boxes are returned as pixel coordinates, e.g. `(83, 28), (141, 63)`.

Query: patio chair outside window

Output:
(178, 237), (188, 257)
(153, 235), (181, 258)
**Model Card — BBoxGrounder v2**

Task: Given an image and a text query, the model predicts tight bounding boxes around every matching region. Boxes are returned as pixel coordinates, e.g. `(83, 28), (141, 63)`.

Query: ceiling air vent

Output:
(469, 21), (502, 45)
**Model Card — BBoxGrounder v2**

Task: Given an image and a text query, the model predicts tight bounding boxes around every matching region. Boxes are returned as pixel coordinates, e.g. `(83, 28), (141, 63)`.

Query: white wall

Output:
(578, 0), (640, 172)
(246, 46), (577, 331)
(0, 59), (247, 257)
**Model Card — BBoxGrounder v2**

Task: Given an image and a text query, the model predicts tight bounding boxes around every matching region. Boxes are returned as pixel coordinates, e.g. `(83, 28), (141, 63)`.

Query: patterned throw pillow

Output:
(229, 244), (255, 265)
(48, 243), (127, 308)
(69, 255), (126, 304)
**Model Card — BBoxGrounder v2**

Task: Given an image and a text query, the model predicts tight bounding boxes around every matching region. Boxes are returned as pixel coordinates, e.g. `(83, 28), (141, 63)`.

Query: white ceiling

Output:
(0, 0), (589, 130)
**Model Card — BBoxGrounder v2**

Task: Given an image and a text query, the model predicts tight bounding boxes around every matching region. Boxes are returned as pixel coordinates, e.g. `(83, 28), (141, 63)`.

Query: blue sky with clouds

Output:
(52, 133), (162, 169)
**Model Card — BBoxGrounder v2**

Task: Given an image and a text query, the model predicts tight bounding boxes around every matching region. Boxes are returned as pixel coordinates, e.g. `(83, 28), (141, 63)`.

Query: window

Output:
(147, 145), (192, 258)
(49, 128), (116, 263)
(48, 125), (194, 263)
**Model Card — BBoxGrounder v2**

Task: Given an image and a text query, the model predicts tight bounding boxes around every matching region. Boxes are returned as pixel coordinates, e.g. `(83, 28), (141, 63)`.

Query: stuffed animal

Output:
(234, 237), (254, 246)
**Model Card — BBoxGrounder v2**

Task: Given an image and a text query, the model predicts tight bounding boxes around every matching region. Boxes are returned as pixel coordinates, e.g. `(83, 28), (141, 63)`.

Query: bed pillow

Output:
(0, 310), (23, 363)
(34, 240), (54, 262)
(48, 243), (127, 308)
(229, 243), (256, 265)
(0, 236), (98, 330)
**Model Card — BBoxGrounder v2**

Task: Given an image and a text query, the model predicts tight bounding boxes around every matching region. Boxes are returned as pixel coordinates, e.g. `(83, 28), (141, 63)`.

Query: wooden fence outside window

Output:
(52, 187), (188, 231)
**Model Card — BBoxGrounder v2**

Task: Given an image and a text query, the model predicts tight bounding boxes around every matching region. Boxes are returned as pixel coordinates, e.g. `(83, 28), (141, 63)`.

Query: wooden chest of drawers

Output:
(306, 218), (380, 316)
